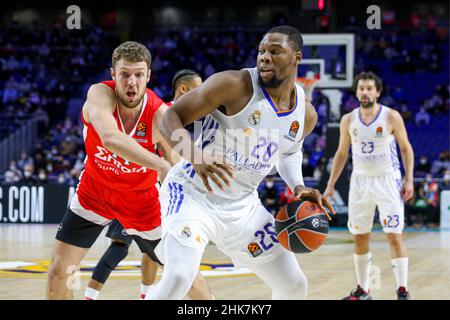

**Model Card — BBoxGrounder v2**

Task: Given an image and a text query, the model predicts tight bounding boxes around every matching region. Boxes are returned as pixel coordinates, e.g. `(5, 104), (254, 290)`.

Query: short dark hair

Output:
(112, 41), (152, 69)
(171, 69), (200, 90)
(266, 25), (303, 52)
(353, 71), (383, 92)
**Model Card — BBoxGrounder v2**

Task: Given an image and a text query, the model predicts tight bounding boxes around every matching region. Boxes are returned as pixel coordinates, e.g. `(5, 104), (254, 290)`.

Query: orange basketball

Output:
(275, 199), (329, 253)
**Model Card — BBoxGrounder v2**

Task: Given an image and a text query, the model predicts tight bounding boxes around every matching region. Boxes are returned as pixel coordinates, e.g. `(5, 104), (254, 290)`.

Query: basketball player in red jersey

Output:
(83, 68), (210, 301)
(46, 41), (212, 299)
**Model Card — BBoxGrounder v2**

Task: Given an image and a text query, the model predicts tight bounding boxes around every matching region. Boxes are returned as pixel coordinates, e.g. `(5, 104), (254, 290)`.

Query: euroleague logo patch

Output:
(289, 121), (300, 138)
(247, 242), (263, 257)
(376, 126), (383, 137)
(136, 122), (147, 137)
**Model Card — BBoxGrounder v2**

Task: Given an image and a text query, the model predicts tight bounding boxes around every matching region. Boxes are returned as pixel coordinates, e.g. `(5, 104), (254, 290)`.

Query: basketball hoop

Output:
(297, 77), (319, 101)
(297, 77), (319, 91)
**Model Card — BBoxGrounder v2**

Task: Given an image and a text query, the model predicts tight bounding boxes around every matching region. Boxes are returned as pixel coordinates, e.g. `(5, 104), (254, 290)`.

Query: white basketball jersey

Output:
(178, 67), (306, 200)
(349, 105), (401, 176)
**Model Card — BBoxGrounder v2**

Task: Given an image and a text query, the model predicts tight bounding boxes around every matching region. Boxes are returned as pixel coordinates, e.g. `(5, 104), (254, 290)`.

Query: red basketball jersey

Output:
(81, 80), (164, 191)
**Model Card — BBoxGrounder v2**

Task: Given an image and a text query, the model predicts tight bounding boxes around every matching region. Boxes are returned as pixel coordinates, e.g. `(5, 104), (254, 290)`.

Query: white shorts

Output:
(348, 170), (404, 234)
(156, 165), (286, 268)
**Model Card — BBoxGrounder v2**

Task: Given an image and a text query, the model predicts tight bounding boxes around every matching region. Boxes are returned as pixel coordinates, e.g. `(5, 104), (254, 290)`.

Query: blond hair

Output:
(112, 41), (152, 69)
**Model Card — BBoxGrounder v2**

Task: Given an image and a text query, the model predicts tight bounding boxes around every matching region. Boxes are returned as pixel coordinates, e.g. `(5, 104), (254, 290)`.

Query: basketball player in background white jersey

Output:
(324, 72), (414, 300)
(146, 25), (335, 300)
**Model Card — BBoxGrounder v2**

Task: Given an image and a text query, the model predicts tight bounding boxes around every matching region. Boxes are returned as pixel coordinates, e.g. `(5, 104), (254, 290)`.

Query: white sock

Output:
(141, 284), (154, 298)
(391, 257), (408, 290)
(353, 252), (372, 292)
(84, 287), (100, 300)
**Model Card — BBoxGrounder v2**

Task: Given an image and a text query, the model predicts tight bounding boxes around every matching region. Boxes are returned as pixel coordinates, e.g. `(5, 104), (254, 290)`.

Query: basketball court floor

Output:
(0, 224), (449, 300)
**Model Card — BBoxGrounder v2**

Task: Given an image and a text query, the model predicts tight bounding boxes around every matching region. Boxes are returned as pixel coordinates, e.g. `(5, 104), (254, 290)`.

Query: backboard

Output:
(298, 34), (355, 89)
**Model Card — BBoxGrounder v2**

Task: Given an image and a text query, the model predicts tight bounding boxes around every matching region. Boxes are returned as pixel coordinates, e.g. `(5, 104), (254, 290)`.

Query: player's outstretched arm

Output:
(390, 109), (414, 201)
(83, 83), (170, 175)
(323, 113), (352, 201)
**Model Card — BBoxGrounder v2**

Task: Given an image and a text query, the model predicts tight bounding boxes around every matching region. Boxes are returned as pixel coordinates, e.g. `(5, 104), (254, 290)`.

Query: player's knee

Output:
(276, 272), (308, 300)
(189, 273), (211, 297)
(191, 273), (206, 289)
(289, 272), (308, 298)
(386, 233), (404, 247)
(48, 257), (72, 283)
(173, 267), (196, 289)
(103, 242), (129, 268)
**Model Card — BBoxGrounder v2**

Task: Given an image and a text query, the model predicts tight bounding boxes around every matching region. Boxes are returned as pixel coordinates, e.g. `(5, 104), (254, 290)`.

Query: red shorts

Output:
(70, 172), (161, 240)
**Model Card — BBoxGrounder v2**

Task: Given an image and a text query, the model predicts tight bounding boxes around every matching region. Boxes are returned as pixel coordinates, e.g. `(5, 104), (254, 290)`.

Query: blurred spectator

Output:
(415, 107), (431, 126)
(431, 151), (450, 175)
(260, 177), (281, 215)
(343, 94), (359, 113)
(428, 94), (444, 114)
(22, 163), (37, 185)
(310, 145), (324, 168)
(59, 136), (78, 156)
(422, 174), (440, 227)
(410, 11), (421, 29)
(382, 10), (396, 26)
(302, 154), (315, 178)
(408, 183), (434, 228)
(36, 169), (48, 184)
(280, 186), (295, 207)
(17, 151), (33, 171)
(380, 86), (396, 107)
(440, 170), (450, 190)
(57, 173), (67, 185)
(416, 155), (431, 177)
(4, 161), (22, 184)
(399, 103), (413, 122)
(313, 157), (327, 180)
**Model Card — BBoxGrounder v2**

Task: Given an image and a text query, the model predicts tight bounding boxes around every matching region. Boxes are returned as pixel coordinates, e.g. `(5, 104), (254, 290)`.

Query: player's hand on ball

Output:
(294, 186), (336, 221)
(193, 152), (233, 193)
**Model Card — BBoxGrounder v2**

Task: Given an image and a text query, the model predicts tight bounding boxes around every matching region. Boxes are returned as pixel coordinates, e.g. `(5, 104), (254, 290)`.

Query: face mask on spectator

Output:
(303, 158), (309, 165)
(445, 174), (450, 182)
(47, 164), (53, 172)
(266, 181), (274, 188)
(58, 175), (65, 184)
(9, 165), (16, 171)
(24, 171), (32, 178)
(39, 173), (46, 180)
(420, 158), (427, 164)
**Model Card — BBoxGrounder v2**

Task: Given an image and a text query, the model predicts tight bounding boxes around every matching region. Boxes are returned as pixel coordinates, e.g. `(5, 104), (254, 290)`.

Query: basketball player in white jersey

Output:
(145, 26), (335, 300)
(324, 72), (414, 300)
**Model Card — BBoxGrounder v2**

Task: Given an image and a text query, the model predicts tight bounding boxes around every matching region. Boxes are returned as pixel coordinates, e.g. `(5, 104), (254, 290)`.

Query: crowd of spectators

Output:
(0, 20), (448, 228)
(405, 171), (450, 228)
(0, 21), (118, 138)
(3, 117), (85, 186)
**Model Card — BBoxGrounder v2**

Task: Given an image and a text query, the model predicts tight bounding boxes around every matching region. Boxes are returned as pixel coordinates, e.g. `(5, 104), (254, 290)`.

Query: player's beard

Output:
(258, 72), (284, 88)
(359, 96), (376, 109)
(116, 89), (145, 109)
